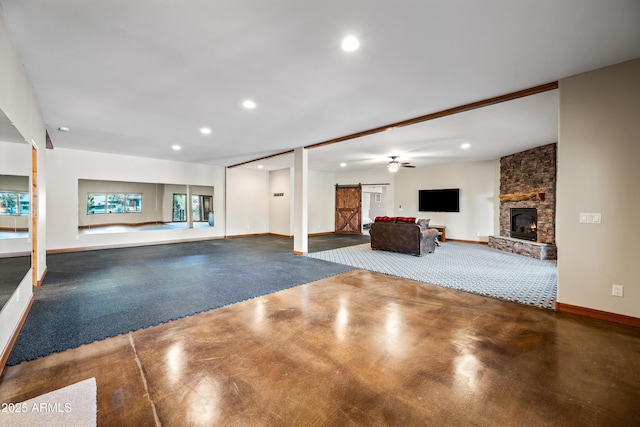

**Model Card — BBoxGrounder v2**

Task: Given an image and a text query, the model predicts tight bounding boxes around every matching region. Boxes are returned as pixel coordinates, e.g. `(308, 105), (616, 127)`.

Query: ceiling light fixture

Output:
(388, 160), (400, 173)
(461, 143), (471, 149)
(172, 145), (181, 151)
(341, 36), (360, 52)
(243, 100), (256, 109)
(257, 164), (264, 169)
(200, 127), (211, 135)
(340, 162), (347, 167)
(58, 126), (70, 132)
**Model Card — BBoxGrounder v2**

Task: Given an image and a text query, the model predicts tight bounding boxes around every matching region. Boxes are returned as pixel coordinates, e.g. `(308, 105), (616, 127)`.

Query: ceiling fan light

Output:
(388, 162), (400, 173)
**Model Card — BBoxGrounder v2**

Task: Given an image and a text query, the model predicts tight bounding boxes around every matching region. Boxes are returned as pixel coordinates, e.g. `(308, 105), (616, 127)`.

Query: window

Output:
(0, 191), (29, 215)
(19, 193), (30, 215)
(126, 194), (142, 213)
(108, 194), (125, 213)
(192, 195), (201, 221)
(87, 194), (106, 214)
(173, 194), (186, 221)
(87, 193), (141, 214)
(195, 195), (213, 221)
(173, 194), (212, 222)
(0, 192), (18, 215)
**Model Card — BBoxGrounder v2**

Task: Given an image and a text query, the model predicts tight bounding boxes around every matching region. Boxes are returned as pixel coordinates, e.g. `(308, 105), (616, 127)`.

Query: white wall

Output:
(394, 160), (498, 241)
(308, 170), (335, 234)
(267, 168), (335, 236)
(226, 167), (269, 236)
(557, 58), (640, 318)
(46, 148), (225, 250)
(269, 168), (293, 236)
(335, 161), (497, 241)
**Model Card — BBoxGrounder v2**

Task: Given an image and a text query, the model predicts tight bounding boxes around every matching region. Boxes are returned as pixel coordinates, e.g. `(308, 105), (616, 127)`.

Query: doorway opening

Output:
(173, 194), (213, 223)
(361, 185), (387, 234)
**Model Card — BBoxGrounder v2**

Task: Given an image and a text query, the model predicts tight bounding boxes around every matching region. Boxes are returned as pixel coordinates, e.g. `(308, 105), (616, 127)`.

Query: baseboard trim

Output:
(36, 266), (48, 287)
(556, 302), (640, 328)
(225, 233), (269, 239)
(268, 233), (292, 239)
(0, 294), (34, 375)
(447, 239), (488, 245)
(293, 250), (308, 255)
(309, 232), (336, 237)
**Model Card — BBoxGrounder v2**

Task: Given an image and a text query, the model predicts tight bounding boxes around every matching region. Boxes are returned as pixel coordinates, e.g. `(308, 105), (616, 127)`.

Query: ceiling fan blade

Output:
(401, 164), (416, 168)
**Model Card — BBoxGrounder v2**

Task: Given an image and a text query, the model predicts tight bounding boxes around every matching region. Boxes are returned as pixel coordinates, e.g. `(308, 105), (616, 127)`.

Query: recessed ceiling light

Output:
(200, 127), (211, 135)
(461, 143), (471, 149)
(243, 100), (256, 109)
(172, 145), (181, 151)
(341, 36), (360, 52)
(257, 164), (264, 169)
(58, 126), (70, 132)
(340, 162), (347, 167)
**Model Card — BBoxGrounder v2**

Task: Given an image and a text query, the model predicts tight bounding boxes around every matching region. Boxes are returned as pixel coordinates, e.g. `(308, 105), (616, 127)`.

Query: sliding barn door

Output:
(335, 184), (362, 234)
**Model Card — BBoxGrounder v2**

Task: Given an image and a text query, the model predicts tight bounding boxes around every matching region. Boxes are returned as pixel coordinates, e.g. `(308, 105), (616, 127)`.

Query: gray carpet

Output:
(307, 241), (557, 309)
(7, 236), (362, 365)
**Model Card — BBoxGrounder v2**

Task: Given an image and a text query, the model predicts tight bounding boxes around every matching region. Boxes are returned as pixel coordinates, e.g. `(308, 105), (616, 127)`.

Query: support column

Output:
(186, 185), (193, 229)
(293, 147), (308, 255)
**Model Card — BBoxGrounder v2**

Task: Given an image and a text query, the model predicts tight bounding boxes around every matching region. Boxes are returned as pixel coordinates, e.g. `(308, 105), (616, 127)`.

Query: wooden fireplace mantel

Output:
(498, 192), (545, 202)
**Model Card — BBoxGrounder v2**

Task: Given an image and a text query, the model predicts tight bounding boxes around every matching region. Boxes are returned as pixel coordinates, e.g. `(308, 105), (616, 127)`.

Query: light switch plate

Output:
(579, 212), (602, 224)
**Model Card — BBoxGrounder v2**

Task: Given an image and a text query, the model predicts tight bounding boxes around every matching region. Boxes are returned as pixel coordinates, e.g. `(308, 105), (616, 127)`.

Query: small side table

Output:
(429, 225), (446, 242)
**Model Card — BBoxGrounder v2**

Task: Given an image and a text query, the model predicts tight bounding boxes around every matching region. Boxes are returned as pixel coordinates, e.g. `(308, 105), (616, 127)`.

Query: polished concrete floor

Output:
(1, 270), (639, 426)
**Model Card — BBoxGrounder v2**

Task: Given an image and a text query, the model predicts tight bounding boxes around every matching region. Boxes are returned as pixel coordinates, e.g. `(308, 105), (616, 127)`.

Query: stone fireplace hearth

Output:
(489, 143), (557, 260)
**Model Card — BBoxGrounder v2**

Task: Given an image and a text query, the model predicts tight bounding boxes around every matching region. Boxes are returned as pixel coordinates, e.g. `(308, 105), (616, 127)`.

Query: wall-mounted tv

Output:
(418, 188), (460, 212)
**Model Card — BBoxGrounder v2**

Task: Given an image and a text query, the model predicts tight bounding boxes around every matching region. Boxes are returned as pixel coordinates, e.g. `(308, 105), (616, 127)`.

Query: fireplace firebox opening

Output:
(510, 208), (537, 241)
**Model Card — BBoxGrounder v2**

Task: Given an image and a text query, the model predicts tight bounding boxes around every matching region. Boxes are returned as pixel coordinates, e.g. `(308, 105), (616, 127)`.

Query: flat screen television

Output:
(418, 188), (460, 212)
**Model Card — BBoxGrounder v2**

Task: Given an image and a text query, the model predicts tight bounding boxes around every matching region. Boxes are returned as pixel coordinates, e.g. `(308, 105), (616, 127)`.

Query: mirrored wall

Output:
(78, 179), (214, 234)
(0, 120), (32, 311)
(0, 174), (30, 239)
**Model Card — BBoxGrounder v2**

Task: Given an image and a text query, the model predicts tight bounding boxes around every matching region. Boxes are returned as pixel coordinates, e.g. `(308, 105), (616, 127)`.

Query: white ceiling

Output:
(1, 1), (639, 171)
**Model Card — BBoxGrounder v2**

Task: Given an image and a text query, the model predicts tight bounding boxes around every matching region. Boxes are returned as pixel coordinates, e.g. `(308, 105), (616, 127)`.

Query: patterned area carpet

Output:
(307, 241), (557, 309)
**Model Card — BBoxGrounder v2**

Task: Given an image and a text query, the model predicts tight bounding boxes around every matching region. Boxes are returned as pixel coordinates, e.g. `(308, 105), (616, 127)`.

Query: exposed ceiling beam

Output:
(228, 81), (558, 168)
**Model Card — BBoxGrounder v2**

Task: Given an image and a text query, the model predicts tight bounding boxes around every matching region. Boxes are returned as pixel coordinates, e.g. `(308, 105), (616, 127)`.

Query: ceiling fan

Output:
(388, 156), (415, 172)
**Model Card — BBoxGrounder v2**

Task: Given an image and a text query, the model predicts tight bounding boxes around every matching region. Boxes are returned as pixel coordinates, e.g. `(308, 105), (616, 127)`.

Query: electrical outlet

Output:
(612, 284), (624, 297)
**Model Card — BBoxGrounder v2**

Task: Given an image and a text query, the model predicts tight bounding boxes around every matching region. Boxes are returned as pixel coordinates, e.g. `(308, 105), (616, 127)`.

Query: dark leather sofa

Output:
(369, 217), (440, 256)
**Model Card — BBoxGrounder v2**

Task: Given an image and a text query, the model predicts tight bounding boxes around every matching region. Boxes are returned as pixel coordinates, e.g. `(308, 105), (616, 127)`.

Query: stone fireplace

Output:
(489, 143), (557, 260)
